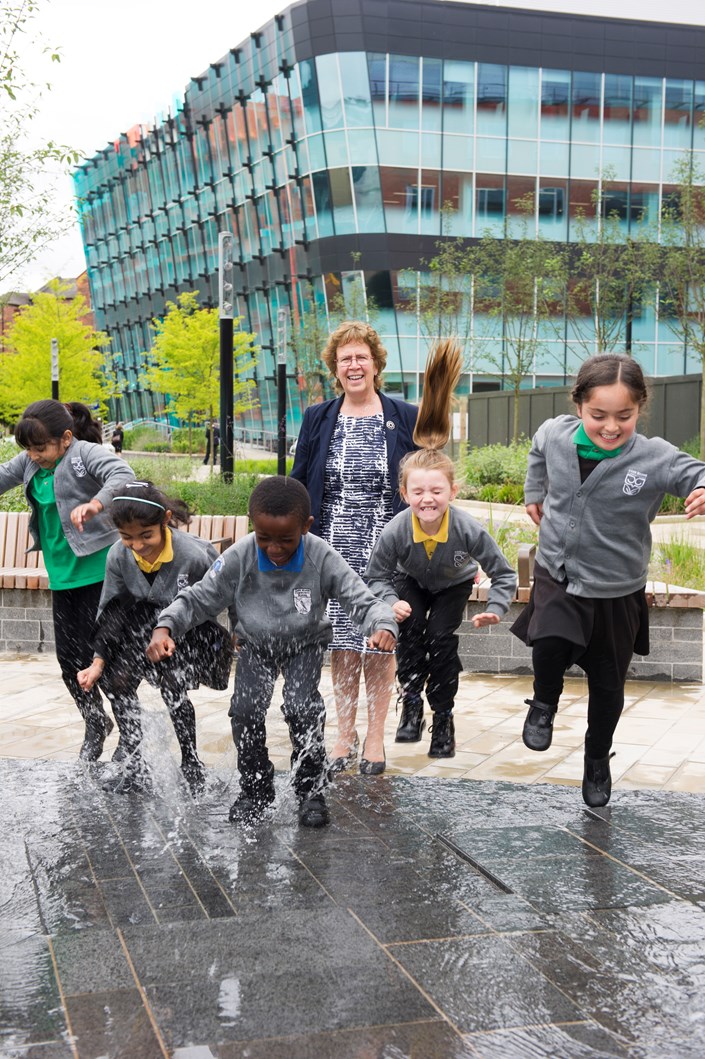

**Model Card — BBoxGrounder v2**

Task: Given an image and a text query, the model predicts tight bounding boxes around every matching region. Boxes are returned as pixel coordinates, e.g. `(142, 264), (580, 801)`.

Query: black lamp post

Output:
(218, 231), (234, 482)
(276, 307), (289, 476)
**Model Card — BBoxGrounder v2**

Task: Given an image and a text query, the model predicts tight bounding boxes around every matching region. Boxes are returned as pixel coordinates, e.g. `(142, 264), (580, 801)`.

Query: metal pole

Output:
(51, 338), (59, 401)
(277, 308), (289, 476)
(218, 231), (234, 483)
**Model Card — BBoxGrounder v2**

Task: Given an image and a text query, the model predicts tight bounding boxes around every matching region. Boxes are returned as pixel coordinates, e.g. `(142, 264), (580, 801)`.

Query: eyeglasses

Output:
(337, 355), (372, 368)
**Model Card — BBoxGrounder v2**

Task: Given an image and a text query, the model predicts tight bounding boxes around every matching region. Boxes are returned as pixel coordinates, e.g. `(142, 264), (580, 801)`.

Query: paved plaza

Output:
(1, 654), (705, 1057)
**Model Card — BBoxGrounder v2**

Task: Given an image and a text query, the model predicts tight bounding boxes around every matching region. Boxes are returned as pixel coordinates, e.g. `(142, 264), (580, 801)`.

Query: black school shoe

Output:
(79, 714), (114, 762)
(102, 758), (152, 795)
(522, 698), (558, 751)
(428, 713), (455, 758)
(298, 793), (330, 828)
(228, 784), (276, 824)
(582, 754), (613, 807)
(395, 697), (425, 743)
(181, 757), (207, 794)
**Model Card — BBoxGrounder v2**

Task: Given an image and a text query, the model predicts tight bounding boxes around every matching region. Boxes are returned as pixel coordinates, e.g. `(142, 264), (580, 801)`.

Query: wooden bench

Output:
(0, 512), (251, 590)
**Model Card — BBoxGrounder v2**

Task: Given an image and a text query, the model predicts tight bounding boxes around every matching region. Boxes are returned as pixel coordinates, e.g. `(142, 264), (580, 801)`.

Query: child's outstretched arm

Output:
(146, 627), (176, 661)
(70, 498), (104, 532)
(685, 487), (705, 519)
(367, 628), (397, 652)
(77, 657), (105, 691)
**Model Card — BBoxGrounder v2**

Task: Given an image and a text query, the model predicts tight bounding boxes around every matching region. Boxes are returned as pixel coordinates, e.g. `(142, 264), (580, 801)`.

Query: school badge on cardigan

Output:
(623, 469), (647, 496)
(176, 573), (189, 591)
(453, 551), (469, 568)
(70, 456), (87, 477)
(293, 588), (312, 614)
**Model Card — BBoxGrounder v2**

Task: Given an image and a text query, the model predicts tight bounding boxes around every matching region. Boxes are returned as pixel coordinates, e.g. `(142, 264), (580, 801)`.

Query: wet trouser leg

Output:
(228, 643), (275, 796)
(280, 643), (326, 798)
(158, 664), (199, 764)
(395, 576), (431, 704)
(52, 583), (108, 724)
(424, 579), (474, 714)
(101, 666), (143, 759)
(531, 636), (576, 707)
(580, 620), (633, 760)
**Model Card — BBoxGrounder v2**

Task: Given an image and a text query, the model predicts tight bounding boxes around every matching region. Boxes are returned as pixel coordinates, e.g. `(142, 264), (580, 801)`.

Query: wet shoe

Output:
(328, 732), (360, 775)
(359, 740), (386, 776)
(428, 713), (455, 758)
(395, 698), (425, 743)
(298, 793), (330, 828)
(79, 714), (114, 762)
(582, 753), (613, 807)
(102, 761), (152, 795)
(181, 757), (207, 794)
(228, 785), (275, 824)
(522, 698), (557, 752)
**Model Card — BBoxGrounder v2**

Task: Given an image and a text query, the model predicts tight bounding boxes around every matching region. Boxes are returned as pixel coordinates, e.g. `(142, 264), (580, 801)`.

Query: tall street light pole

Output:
(51, 338), (59, 401)
(218, 231), (234, 483)
(276, 307), (289, 476)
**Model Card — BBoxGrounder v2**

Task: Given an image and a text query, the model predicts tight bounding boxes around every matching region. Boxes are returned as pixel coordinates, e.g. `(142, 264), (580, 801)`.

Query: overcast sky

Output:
(7, 0), (705, 292)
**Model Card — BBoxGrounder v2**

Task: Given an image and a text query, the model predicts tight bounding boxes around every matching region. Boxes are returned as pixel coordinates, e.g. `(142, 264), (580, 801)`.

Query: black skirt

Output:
(93, 599), (233, 691)
(511, 560), (650, 668)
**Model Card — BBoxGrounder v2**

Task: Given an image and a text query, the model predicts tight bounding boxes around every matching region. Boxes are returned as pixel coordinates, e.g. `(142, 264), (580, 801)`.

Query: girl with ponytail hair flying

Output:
(366, 340), (517, 759)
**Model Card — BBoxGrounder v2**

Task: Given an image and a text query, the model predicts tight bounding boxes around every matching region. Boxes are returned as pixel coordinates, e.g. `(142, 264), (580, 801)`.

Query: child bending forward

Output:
(147, 476), (397, 828)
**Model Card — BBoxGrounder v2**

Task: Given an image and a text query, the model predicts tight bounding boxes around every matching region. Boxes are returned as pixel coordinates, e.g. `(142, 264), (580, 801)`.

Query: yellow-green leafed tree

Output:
(0, 280), (115, 424)
(142, 291), (258, 452)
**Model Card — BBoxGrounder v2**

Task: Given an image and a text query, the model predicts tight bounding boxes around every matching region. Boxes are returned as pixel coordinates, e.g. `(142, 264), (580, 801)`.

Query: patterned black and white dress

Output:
(319, 413), (394, 652)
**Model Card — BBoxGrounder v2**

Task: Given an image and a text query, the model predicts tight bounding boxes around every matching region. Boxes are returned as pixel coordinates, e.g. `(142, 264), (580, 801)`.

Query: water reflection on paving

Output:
(1, 758), (704, 1058)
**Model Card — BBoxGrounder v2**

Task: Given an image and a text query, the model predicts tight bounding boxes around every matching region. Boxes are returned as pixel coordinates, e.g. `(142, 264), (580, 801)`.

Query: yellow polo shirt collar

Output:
(412, 508), (449, 559)
(133, 526), (174, 573)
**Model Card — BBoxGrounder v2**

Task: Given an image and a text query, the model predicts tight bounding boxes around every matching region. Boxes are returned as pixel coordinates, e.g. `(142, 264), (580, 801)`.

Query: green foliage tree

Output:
(659, 154), (705, 459)
(289, 282), (331, 409)
(1, 0), (78, 287)
(0, 279), (115, 423)
(407, 205), (475, 352)
(142, 291), (258, 456)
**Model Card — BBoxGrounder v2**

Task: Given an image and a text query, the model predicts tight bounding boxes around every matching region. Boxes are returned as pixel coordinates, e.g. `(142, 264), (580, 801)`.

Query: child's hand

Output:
(231, 634), (241, 654)
(392, 600), (412, 622)
(70, 499), (103, 532)
(367, 630), (396, 652)
(684, 487), (705, 519)
(525, 502), (543, 525)
(77, 658), (104, 691)
(471, 612), (500, 628)
(146, 627), (176, 662)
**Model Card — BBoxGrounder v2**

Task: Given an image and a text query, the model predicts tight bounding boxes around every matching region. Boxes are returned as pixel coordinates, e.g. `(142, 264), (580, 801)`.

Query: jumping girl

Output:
(77, 481), (233, 794)
(365, 340), (517, 760)
(511, 353), (705, 807)
(0, 399), (135, 760)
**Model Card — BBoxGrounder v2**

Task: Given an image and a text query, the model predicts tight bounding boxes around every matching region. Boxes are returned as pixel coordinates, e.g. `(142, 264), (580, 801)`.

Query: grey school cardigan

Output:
(0, 439), (135, 557)
(525, 414), (705, 598)
(156, 531), (398, 649)
(365, 506), (517, 617)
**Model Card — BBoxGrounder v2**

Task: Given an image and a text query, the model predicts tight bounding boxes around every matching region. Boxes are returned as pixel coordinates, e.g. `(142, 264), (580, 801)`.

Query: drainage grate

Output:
(435, 833), (513, 894)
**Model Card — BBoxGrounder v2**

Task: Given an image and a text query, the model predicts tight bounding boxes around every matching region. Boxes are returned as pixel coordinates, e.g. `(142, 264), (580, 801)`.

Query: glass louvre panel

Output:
(340, 52), (374, 127)
(633, 78), (662, 149)
(508, 66), (539, 139)
(477, 64), (507, 136)
(388, 55), (419, 129)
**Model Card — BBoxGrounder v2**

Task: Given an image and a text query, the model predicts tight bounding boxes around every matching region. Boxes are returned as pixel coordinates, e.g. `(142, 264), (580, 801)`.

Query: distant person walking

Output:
(111, 423), (124, 455)
(203, 420), (220, 466)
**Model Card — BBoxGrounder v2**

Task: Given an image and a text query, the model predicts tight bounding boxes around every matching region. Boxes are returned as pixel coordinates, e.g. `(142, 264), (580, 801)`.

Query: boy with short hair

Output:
(147, 476), (397, 828)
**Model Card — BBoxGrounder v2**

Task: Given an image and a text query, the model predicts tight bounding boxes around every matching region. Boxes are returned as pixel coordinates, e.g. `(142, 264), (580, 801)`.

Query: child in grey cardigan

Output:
(512, 354), (705, 807)
(147, 476), (398, 829)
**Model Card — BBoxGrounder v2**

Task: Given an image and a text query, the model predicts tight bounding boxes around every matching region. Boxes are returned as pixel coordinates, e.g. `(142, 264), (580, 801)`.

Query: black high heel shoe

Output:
(359, 740), (386, 776)
(328, 732), (360, 775)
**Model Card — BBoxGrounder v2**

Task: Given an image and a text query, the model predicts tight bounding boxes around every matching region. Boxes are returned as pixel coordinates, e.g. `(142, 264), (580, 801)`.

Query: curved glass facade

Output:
(73, 0), (705, 434)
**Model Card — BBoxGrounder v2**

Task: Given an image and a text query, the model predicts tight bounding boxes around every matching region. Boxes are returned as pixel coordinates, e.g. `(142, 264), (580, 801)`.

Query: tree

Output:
(142, 291), (258, 455)
(410, 204), (476, 351)
(659, 155), (705, 459)
(1, 0), (78, 287)
(289, 282), (331, 409)
(0, 279), (115, 423)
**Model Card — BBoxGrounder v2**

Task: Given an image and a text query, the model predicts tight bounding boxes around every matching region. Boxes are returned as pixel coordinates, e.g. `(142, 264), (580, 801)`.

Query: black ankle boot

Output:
(79, 714), (114, 762)
(522, 698), (557, 752)
(428, 713), (455, 758)
(582, 754), (612, 807)
(229, 780), (275, 824)
(395, 698), (425, 743)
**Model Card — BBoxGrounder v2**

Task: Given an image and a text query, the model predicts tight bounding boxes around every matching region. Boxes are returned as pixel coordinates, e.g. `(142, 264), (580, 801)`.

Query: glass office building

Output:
(73, 0), (705, 433)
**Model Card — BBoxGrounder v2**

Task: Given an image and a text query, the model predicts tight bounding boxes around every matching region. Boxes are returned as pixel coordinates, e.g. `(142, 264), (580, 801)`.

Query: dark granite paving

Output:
(1, 758), (705, 1058)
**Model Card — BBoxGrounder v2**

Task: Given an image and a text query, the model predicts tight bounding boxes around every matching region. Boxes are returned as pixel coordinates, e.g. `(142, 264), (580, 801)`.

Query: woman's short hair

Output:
(321, 321), (387, 394)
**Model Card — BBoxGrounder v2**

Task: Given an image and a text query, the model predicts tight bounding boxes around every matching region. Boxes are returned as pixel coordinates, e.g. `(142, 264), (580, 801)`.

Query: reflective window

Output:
(329, 167), (355, 234)
(664, 79), (693, 149)
(541, 69), (571, 141)
(539, 139), (569, 177)
(317, 54), (344, 131)
(353, 166), (384, 232)
(633, 78), (662, 149)
(440, 171), (473, 235)
(568, 180), (599, 241)
(475, 176), (505, 235)
(422, 58), (442, 131)
(477, 64), (507, 136)
(695, 83), (705, 150)
(442, 60), (474, 134)
(572, 71), (601, 143)
(508, 66), (539, 139)
(311, 170), (333, 237)
(388, 55), (420, 129)
(340, 52), (374, 127)
(380, 166), (419, 232)
(537, 183), (567, 240)
(376, 129), (419, 168)
(603, 74), (632, 145)
(367, 53), (387, 126)
(299, 60), (322, 135)
(506, 175), (536, 236)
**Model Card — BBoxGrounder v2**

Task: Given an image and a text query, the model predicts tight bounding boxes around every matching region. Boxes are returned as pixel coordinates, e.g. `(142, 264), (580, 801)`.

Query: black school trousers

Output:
(52, 582), (110, 725)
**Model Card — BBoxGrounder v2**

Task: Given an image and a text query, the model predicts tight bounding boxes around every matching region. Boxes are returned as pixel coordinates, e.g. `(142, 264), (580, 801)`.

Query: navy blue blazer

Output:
(290, 393), (419, 537)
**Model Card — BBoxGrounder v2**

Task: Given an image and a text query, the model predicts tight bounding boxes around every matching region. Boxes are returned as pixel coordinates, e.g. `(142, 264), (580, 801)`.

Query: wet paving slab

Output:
(1, 758), (704, 1058)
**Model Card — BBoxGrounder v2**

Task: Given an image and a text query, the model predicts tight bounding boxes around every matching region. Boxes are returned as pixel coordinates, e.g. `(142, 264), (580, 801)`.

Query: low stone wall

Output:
(0, 588), (54, 654)
(459, 601), (704, 683)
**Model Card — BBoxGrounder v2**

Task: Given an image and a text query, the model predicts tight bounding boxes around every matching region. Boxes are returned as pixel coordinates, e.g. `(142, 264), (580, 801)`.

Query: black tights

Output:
(532, 636), (626, 760)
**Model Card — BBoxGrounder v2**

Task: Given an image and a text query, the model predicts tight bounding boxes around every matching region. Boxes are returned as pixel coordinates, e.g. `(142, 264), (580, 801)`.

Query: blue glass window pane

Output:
(340, 52), (374, 128)
(508, 66), (539, 139)
(695, 83), (705, 150)
(572, 71), (600, 144)
(664, 80), (693, 149)
(603, 74), (632, 145)
(353, 166), (384, 232)
(507, 139), (538, 175)
(299, 61), (322, 135)
(477, 64), (507, 136)
(306, 133), (327, 172)
(443, 60), (474, 134)
(376, 129), (419, 167)
(389, 55), (419, 129)
(329, 167), (355, 234)
(421, 133), (441, 169)
(475, 177), (505, 236)
(541, 69), (571, 141)
(316, 54), (343, 131)
(440, 172), (473, 235)
(568, 181), (598, 242)
(601, 145), (632, 181)
(539, 139), (569, 177)
(442, 135), (473, 172)
(570, 143), (600, 180)
(475, 137), (506, 172)
(418, 169), (441, 235)
(631, 148), (661, 182)
(422, 58), (442, 131)
(324, 130), (349, 168)
(367, 53), (387, 127)
(633, 78), (662, 149)
(312, 171), (333, 237)
(380, 166), (419, 233)
(347, 127), (378, 165)
(537, 183), (567, 240)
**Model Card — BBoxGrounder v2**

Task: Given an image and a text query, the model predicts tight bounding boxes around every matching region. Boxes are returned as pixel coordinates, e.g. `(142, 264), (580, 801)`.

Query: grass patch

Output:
(651, 536), (705, 591)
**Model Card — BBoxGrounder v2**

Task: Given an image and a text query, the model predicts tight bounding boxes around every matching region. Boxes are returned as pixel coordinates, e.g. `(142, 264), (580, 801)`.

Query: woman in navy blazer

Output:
(291, 321), (418, 775)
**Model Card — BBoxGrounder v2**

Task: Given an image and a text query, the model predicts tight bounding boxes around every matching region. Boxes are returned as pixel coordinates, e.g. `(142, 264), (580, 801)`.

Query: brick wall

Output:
(459, 601), (704, 683)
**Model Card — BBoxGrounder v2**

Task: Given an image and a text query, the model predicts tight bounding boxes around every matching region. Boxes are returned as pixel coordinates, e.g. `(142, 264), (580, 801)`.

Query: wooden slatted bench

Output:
(0, 511), (251, 591)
